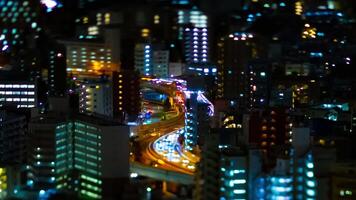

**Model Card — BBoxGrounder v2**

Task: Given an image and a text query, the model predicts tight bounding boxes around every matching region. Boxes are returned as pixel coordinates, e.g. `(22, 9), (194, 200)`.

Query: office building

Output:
(0, 81), (37, 108)
(0, 111), (27, 164)
(55, 116), (129, 199)
(79, 82), (113, 117)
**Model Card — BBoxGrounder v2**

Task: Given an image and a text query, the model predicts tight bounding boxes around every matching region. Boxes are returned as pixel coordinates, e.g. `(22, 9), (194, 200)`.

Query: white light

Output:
(307, 163), (314, 168)
(307, 171), (314, 178)
(41, 0), (57, 9)
(233, 189), (246, 194)
(130, 173), (138, 178)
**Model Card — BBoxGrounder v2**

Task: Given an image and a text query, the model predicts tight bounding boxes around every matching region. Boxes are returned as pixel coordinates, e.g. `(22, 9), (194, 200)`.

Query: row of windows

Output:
(0, 84), (35, 88)
(0, 91), (35, 95)
(1, 98), (35, 102)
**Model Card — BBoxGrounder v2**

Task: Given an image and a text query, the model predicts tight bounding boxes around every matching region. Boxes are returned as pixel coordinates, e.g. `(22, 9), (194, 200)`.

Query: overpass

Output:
(130, 162), (194, 185)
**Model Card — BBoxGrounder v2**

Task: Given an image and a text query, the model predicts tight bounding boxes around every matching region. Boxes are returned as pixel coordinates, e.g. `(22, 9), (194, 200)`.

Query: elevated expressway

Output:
(130, 78), (197, 185)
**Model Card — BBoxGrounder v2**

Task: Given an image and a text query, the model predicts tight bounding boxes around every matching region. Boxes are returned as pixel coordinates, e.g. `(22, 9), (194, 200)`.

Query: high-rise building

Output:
(62, 40), (116, 75)
(134, 43), (152, 76)
(28, 113), (129, 196)
(55, 116), (129, 199)
(0, 167), (6, 199)
(112, 70), (141, 122)
(216, 32), (264, 102)
(247, 108), (291, 152)
(183, 27), (209, 64)
(244, 60), (272, 109)
(28, 114), (63, 190)
(177, 8), (208, 40)
(254, 151), (317, 200)
(79, 82), (113, 117)
(0, 0), (43, 75)
(195, 129), (248, 200)
(219, 148), (248, 200)
(184, 90), (213, 151)
(0, 0), (41, 52)
(0, 81), (37, 109)
(194, 130), (220, 200)
(184, 92), (198, 151)
(254, 127), (317, 199)
(0, 111), (27, 165)
(48, 48), (66, 97)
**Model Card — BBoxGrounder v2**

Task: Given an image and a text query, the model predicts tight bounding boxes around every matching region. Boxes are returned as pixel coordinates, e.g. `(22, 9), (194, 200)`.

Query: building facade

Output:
(0, 81), (37, 108)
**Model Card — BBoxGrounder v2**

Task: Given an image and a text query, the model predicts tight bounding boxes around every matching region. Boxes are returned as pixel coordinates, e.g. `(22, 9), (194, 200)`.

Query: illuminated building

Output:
(247, 108), (291, 151)
(254, 151), (317, 200)
(195, 131), (248, 200)
(177, 8), (207, 40)
(291, 84), (309, 108)
(270, 87), (293, 107)
(55, 116), (129, 199)
(184, 92), (198, 151)
(28, 114), (63, 190)
(216, 32), (262, 102)
(244, 60), (271, 109)
(0, 81), (37, 108)
(79, 82), (113, 117)
(183, 27), (209, 64)
(62, 40), (116, 77)
(186, 63), (217, 76)
(0, 166), (20, 199)
(0, 0), (41, 53)
(219, 148), (247, 200)
(0, 167), (7, 199)
(0, 111), (27, 164)
(135, 43), (152, 76)
(112, 70), (141, 122)
(28, 113), (129, 197)
(295, 1), (303, 15)
(48, 49), (66, 96)
(184, 90), (214, 151)
(255, 175), (293, 200)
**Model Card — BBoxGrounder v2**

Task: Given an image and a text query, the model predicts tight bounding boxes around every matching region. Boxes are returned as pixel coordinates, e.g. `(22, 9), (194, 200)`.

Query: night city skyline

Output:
(0, 0), (356, 200)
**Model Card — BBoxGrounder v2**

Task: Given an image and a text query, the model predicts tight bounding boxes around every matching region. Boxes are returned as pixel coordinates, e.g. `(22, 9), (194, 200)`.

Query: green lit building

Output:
(28, 113), (129, 199)
(55, 116), (129, 199)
